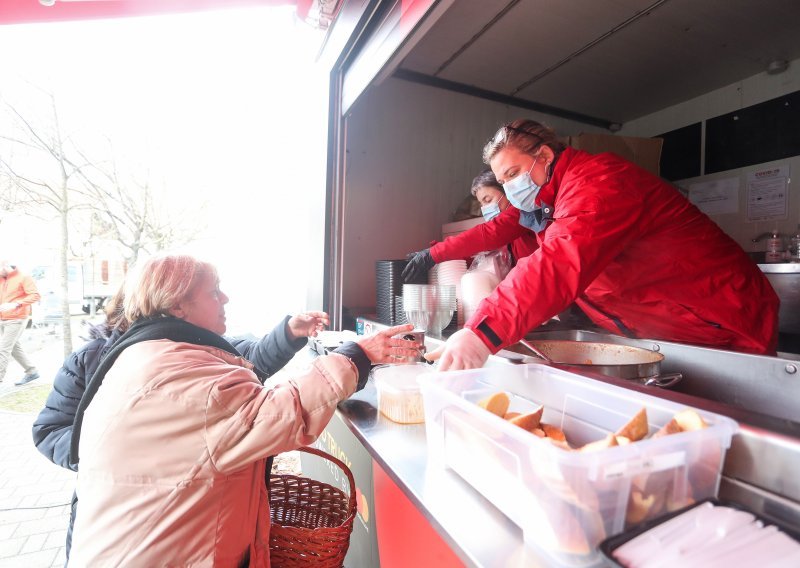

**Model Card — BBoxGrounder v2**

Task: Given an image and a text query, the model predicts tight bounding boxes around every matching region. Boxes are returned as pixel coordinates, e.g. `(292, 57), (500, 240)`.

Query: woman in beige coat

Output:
(69, 254), (418, 567)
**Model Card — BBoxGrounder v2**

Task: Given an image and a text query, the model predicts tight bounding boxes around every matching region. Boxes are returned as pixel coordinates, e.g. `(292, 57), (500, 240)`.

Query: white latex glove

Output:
(424, 328), (491, 371)
(0, 302), (17, 312)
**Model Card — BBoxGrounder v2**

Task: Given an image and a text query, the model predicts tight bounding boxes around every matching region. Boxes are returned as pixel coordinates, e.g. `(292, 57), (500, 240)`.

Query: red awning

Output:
(0, 0), (313, 26)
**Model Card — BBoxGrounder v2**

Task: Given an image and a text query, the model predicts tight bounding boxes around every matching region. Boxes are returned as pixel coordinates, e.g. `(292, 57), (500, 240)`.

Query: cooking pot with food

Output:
(513, 340), (683, 388)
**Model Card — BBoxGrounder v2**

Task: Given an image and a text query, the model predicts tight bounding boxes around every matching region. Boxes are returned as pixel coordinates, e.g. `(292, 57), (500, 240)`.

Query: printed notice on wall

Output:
(688, 177), (739, 215)
(747, 166), (790, 222)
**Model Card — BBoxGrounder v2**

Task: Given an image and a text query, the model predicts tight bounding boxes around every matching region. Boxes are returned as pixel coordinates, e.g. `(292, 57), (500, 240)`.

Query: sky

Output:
(0, 6), (330, 334)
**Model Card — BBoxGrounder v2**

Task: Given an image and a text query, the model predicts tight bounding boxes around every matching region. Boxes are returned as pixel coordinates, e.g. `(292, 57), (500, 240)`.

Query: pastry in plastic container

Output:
(371, 363), (430, 424)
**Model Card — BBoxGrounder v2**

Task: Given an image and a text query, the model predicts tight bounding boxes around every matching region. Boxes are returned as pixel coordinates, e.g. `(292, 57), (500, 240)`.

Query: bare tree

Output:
(0, 92), (91, 355)
(78, 156), (206, 266)
(1, 90), (207, 355)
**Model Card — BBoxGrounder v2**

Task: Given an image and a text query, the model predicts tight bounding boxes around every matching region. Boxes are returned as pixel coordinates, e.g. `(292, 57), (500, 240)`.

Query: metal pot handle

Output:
(643, 372), (683, 388)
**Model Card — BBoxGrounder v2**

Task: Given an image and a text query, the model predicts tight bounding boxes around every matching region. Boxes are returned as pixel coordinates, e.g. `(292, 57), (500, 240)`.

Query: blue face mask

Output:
(503, 158), (540, 212)
(480, 201), (501, 221)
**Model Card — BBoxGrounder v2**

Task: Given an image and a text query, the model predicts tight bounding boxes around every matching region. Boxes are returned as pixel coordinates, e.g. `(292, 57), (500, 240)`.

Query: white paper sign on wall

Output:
(688, 177), (740, 215)
(747, 165), (790, 222)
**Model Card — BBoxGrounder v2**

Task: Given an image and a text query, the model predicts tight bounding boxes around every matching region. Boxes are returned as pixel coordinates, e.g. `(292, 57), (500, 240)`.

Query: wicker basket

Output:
(268, 446), (356, 568)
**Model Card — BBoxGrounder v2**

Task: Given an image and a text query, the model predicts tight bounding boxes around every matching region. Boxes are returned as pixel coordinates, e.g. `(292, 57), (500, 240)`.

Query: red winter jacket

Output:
(430, 206), (540, 264)
(467, 148), (778, 355)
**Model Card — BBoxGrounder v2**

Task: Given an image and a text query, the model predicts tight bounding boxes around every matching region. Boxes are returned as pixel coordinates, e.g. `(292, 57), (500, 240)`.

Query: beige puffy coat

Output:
(70, 339), (358, 567)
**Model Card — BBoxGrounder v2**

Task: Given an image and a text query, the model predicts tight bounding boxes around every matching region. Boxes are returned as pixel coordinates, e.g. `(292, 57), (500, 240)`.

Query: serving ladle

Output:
(518, 339), (554, 363)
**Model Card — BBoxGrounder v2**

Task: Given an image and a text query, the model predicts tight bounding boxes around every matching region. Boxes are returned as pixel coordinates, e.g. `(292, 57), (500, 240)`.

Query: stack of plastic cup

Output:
(402, 284), (457, 337)
(429, 260), (468, 327)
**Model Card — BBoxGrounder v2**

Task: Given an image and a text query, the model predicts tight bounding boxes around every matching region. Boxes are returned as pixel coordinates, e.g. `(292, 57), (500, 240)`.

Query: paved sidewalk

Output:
(0, 321), (85, 567)
(0, 411), (73, 567)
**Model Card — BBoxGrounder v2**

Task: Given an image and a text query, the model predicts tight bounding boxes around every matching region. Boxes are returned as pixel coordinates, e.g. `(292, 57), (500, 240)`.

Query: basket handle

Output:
(296, 446), (357, 516)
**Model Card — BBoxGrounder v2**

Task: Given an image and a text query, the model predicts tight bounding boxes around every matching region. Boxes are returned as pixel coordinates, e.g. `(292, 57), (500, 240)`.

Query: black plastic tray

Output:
(598, 497), (800, 567)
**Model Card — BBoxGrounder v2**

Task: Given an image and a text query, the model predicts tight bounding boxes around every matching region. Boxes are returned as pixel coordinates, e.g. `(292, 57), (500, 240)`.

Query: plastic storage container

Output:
(372, 363), (429, 424)
(766, 230), (784, 263)
(418, 364), (738, 567)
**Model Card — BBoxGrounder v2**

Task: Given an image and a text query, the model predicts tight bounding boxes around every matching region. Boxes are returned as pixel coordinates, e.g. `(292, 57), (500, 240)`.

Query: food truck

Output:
(304, 1), (800, 565)
(4, 1), (800, 566)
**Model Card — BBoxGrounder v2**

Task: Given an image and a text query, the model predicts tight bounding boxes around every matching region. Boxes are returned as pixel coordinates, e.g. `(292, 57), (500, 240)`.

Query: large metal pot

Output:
(514, 340), (683, 388)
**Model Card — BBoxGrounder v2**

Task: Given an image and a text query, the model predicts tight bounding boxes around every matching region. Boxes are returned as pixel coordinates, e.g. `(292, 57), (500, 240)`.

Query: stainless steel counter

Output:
(512, 329), (800, 425)
(759, 262), (800, 336)
(759, 262), (800, 273)
(338, 368), (551, 567)
(326, 324), (800, 567)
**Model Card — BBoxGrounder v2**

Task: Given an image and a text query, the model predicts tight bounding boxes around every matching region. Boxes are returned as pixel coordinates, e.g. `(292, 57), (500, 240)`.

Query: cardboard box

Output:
(442, 217), (483, 240)
(565, 133), (663, 176)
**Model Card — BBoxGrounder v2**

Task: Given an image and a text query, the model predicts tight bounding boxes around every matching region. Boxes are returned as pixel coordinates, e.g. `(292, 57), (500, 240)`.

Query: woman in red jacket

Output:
(402, 170), (539, 281)
(428, 119), (779, 370)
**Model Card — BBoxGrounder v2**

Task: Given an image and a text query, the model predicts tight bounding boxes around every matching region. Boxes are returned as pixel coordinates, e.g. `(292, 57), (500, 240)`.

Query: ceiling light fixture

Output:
(39, 0), (56, 6)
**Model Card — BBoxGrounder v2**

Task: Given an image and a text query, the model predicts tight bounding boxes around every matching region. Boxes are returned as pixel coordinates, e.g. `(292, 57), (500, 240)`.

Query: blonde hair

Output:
(123, 254), (217, 323)
(104, 283), (130, 332)
(482, 119), (566, 164)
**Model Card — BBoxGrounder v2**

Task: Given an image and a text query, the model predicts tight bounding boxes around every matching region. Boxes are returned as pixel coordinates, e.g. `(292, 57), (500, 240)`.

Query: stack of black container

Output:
(375, 259), (425, 325)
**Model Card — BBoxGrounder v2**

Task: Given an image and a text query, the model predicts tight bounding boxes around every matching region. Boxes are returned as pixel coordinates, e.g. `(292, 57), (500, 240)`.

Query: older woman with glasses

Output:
(68, 253), (419, 566)
(427, 119), (778, 370)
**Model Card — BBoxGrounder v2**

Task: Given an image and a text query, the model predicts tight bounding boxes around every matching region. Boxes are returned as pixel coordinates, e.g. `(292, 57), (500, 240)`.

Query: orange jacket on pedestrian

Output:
(0, 267), (40, 320)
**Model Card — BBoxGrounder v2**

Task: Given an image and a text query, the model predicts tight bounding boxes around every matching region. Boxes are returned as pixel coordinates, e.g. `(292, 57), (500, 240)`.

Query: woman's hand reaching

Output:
(356, 324), (423, 364)
(286, 311), (330, 340)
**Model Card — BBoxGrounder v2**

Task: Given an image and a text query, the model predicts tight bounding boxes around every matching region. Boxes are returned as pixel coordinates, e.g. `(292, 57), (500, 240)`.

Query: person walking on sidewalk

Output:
(0, 259), (41, 386)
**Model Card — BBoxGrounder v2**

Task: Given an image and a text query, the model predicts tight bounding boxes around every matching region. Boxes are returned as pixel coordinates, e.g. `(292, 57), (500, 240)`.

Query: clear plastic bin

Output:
(372, 363), (428, 424)
(418, 364), (737, 567)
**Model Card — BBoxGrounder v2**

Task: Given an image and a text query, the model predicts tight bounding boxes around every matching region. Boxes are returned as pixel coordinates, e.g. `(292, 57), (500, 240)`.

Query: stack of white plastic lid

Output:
(429, 260), (467, 327)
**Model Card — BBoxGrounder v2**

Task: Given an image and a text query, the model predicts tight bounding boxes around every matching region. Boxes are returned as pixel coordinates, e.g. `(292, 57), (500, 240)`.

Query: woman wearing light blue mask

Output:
(502, 154), (545, 212)
(426, 118), (779, 371)
(476, 177), (509, 221)
(402, 170), (540, 282)
(496, 135), (555, 217)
